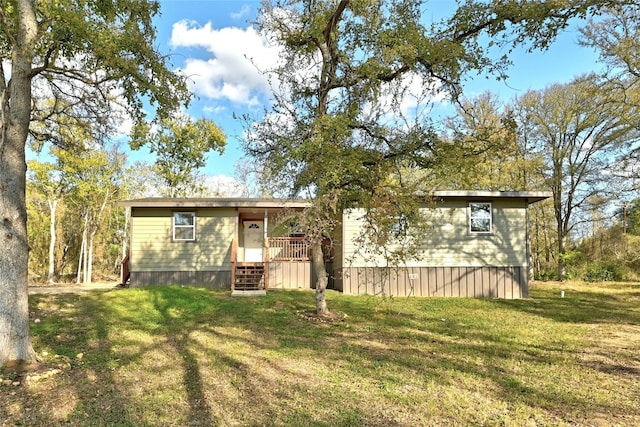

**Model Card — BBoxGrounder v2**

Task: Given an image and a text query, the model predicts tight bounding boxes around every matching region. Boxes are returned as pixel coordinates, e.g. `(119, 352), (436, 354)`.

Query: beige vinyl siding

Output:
(343, 199), (528, 268)
(130, 207), (236, 272)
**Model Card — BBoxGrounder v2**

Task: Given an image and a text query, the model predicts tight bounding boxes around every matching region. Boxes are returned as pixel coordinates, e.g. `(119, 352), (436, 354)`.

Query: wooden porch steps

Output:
(234, 263), (265, 291)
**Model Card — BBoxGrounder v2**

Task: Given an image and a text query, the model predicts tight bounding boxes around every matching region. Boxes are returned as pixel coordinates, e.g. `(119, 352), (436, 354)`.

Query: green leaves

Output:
(6, 0), (192, 136)
(131, 114), (226, 197)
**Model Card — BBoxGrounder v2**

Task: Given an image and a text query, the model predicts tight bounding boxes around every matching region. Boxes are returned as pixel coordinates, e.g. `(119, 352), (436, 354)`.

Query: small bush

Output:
(535, 269), (557, 281)
(582, 263), (623, 282)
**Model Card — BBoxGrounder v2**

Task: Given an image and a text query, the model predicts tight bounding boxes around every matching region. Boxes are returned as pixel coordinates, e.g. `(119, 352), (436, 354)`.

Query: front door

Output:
(243, 221), (264, 262)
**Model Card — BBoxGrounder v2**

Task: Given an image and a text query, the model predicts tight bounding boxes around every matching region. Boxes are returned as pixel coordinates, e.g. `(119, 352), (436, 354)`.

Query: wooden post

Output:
(231, 238), (237, 291)
(120, 253), (130, 285)
(263, 209), (269, 290)
(264, 237), (270, 290)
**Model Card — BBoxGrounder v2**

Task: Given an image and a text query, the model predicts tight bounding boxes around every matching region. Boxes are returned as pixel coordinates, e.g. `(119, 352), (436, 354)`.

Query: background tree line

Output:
(26, 112), (227, 284)
(24, 4), (640, 285)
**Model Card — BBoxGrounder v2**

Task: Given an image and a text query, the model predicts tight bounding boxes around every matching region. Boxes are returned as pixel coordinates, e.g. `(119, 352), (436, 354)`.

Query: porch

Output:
(231, 236), (312, 293)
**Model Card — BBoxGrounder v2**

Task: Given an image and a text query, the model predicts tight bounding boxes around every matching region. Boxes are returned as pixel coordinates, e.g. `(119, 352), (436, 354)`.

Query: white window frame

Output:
(469, 202), (492, 234)
(173, 212), (196, 241)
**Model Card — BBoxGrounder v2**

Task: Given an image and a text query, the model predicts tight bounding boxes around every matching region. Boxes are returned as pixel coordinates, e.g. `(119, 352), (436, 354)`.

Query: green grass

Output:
(2, 282), (639, 426)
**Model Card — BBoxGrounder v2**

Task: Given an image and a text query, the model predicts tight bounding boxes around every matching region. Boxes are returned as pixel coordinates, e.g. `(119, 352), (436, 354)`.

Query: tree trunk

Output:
(311, 239), (329, 315)
(0, 0), (38, 367)
(82, 221), (88, 283)
(86, 231), (95, 284)
(0, 117), (36, 367)
(557, 228), (567, 281)
(122, 207), (129, 260)
(85, 188), (109, 284)
(46, 198), (59, 283)
(77, 212), (88, 284)
(115, 207), (130, 270)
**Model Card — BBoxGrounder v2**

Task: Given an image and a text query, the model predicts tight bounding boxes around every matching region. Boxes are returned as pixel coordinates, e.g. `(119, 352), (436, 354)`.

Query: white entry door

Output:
(243, 221), (264, 262)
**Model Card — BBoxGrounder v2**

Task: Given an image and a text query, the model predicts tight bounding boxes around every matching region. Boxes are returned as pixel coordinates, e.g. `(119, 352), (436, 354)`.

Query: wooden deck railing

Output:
(268, 237), (311, 261)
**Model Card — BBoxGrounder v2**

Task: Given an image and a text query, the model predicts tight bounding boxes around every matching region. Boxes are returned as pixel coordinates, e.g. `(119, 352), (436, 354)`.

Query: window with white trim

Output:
(469, 202), (492, 233)
(173, 212), (196, 241)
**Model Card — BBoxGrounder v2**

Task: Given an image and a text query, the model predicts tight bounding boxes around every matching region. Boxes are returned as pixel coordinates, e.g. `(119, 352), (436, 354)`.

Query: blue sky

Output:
(138, 0), (604, 191)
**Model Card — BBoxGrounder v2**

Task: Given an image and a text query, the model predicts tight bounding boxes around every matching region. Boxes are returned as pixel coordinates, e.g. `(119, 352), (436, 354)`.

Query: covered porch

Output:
(231, 208), (313, 294)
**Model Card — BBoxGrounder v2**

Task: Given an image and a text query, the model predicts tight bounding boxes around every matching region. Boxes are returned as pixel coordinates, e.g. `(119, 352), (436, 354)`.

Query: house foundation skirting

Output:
(269, 261), (312, 289)
(336, 266), (528, 299)
(130, 271), (231, 289)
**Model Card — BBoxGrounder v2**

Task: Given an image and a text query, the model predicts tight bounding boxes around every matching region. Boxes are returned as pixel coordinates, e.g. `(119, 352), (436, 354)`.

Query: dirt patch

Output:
(0, 355), (71, 387)
(296, 309), (347, 323)
(28, 282), (119, 295)
(578, 323), (640, 376)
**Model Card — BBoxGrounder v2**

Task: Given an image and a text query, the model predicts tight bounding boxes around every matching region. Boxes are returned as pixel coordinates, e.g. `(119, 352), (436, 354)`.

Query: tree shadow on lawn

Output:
(327, 291), (640, 422)
(8, 292), (135, 426)
(494, 283), (640, 325)
(137, 286), (413, 425)
(18, 285), (640, 425)
(22, 286), (400, 425)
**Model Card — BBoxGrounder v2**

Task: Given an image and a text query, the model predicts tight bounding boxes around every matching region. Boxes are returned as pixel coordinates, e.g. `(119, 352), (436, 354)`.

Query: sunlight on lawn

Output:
(2, 282), (638, 426)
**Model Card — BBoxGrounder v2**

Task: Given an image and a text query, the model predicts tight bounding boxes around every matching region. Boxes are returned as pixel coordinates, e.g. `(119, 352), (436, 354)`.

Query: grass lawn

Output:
(2, 282), (639, 426)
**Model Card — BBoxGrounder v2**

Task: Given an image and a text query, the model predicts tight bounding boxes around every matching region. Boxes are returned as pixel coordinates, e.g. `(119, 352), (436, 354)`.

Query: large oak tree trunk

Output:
(0, 0), (38, 367)
(311, 239), (329, 315)
(0, 119), (36, 367)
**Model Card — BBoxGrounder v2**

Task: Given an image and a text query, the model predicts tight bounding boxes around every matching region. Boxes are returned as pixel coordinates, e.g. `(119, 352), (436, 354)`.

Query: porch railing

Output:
(268, 237), (311, 261)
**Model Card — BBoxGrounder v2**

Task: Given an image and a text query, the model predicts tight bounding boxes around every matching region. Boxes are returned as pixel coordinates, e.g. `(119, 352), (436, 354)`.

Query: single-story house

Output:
(119, 191), (550, 299)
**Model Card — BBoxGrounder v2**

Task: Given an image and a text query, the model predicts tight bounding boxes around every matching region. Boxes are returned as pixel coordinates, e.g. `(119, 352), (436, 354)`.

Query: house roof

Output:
(118, 197), (311, 208)
(429, 191), (551, 204)
(120, 191), (551, 208)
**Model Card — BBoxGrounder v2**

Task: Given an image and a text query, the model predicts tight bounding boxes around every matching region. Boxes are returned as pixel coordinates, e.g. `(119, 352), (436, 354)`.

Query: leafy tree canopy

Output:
(131, 114), (227, 197)
(245, 0), (630, 314)
(1, 0), (191, 144)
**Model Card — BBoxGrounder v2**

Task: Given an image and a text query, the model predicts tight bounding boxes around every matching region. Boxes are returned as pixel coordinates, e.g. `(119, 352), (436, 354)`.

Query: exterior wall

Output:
(268, 261), (312, 289)
(343, 199), (528, 268)
(126, 197), (533, 297)
(337, 199), (530, 298)
(129, 207), (236, 286)
(340, 266), (528, 298)
(330, 226), (344, 291)
(130, 271), (231, 288)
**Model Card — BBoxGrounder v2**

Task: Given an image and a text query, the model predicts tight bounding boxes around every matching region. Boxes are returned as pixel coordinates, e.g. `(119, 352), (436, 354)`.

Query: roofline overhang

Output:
(120, 191), (552, 209)
(428, 191), (552, 204)
(118, 197), (311, 209)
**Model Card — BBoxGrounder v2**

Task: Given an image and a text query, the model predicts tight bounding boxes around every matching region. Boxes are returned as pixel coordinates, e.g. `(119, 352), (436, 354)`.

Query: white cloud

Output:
(170, 20), (281, 106)
(230, 5), (251, 20)
(203, 105), (226, 114)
